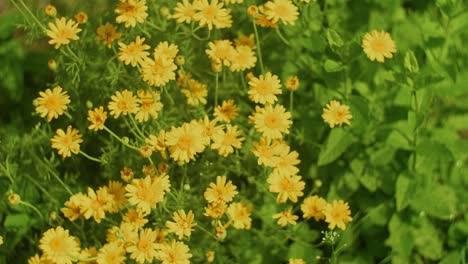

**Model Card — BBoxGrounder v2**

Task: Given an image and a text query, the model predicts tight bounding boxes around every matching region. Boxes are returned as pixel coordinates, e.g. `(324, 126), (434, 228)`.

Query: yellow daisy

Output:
(362, 30), (396, 62)
(165, 209), (197, 239)
(135, 90), (163, 122)
(96, 242), (126, 264)
(250, 104), (292, 139)
(125, 174), (170, 214)
(267, 171), (305, 203)
(321, 100), (352, 128)
(45, 4), (57, 17)
(285, 76), (299, 91)
(46, 17), (81, 49)
(165, 122), (206, 163)
(289, 259), (306, 264)
(120, 167), (134, 182)
(204, 201), (227, 219)
(153, 41), (179, 60)
(235, 33), (255, 49)
(127, 228), (159, 264)
(301, 195), (327, 221)
(255, 6), (279, 28)
(227, 202), (252, 230)
(251, 137), (282, 167)
(204, 175), (238, 204)
(206, 39), (236, 66)
(272, 207), (298, 227)
(61, 192), (88, 221)
(39, 226), (80, 264)
(51, 126), (83, 158)
(108, 90), (140, 118)
(199, 116), (224, 144)
(115, 0), (148, 27)
(273, 143), (300, 176)
(264, 0), (299, 26)
(173, 0), (196, 24)
(211, 124), (245, 157)
(96, 23), (122, 48)
(123, 209), (148, 228)
(87, 106), (108, 131)
(181, 79), (208, 106)
(35, 86), (70, 122)
(324, 200), (352, 230)
(74, 12), (88, 24)
(118, 36), (150, 67)
(82, 187), (113, 223)
(248, 72), (282, 104)
(193, 0), (232, 30)
(140, 57), (177, 87)
(229, 45), (257, 72)
(213, 99), (239, 123)
(107, 181), (128, 212)
(156, 240), (192, 264)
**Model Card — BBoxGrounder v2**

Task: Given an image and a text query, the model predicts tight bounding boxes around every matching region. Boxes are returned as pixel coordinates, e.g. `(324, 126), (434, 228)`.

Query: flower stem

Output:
(411, 90), (418, 171)
(275, 28), (290, 46)
(252, 19), (265, 74)
(129, 115), (146, 139)
(215, 72), (219, 106)
(103, 126), (140, 151)
(79, 151), (104, 163)
(15, 0), (47, 32)
(19, 201), (44, 220)
(290, 91), (294, 116)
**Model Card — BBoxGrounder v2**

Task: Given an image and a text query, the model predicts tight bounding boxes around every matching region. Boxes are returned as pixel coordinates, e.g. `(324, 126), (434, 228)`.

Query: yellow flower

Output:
(267, 171), (305, 203)
(199, 116), (224, 144)
(235, 33), (255, 49)
(206, 40), (236, 66)
(125, 174), (170, 214)
(96, 242), (126, 264)
(204, 175), (238, 204)
(173, 0), (196, 24)
(77, 247), (97, 264)
(39, 226), (80, 264)
(273, 143), (300, 176)
(251, 137), (282, 167)
(255, 10), (279, 29)
(289, 259), (306, 264)
(204, 201), (227, 219)
(285, 76), (299, 91)
(115, 0), (148, 27)
(181, 79), (208, 106)
(227, 202), (252, 229)
(27, 254), (43, 264)
(61, 192), (88, 221)
(213, 99), (239, 123)
(229, 45), (257, 72)
(166, 210), (197, 239)
(211, 124), (245, 157)
(51, 126), (83, 158)
(96, 23), (122, 48)
(123, 209), (148, 228)
(140, 57), (177, 87)
(135, 90), (163, 122)
(165, 122), (206, 163)
(74, 12), (88, 24)
(35, 86), (70, 122)
(107, 181), (128, 212)
(82, 187), (113, 223)
(193, 0), (232, 30)
(118, 36), (150, 67)
(145, 130), (166, 154)
(8, 193), (21, 205)
(0, 235), (3, 246)
(248, 72), (282, 104)
(153, 41), (179, 60)
(324, 200), (352, 230)
(206, 251), (215, 263)
(87, 106), (108, 131)
(301, 195), (327, 221)
(156, 240), (192, 264)
(46, 17), (81, 49)
(106, 223), (138, 246)
(321, 100), (352, 128)
(45, 4), (57, 17)
(272, 207), (298, 227)
(127, 228), (159, 264)
(362, 30), (396, 62)
(264, 0), (299, 26)
(108, 90), (140, 118)
(250, 104), (292, 139)
(120, 167), (134, 182)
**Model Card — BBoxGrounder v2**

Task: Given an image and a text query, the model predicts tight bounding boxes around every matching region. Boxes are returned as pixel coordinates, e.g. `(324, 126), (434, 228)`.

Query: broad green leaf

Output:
(348, 96), (370, 133)
(410, 184), (458, 220)
(416, 140), (454, 163)
(385, 214), (414, 256)
(395, 174), (412, 211)
(287, 242), (321, 264)
(326, 29), (344, 47)
(404, 50), (419, 74)
(4, 213), (30, 230)
(324, 59), (343, 72)
(317, 128), (353, 166)
(413, 217), (445, 260)
(366, 202), (392, 226)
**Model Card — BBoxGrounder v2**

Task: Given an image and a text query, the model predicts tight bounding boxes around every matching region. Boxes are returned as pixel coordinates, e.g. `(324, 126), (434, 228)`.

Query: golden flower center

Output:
(221, 134), (235, 145)
(264, 113), (280, 128)
(203, 6), (217, 20)
(123, 3), (137, 15)
(59, 28), (73, 39)
(370, 40), (386, 52)
(49, 237), (66, 252)
(117, 100), (129, 110)
(138, 239), (150, 250)
(280, 178), (294, 192)
(60, 136), (73, 147)
(136, 188), (152, 202)
(45, 96), (61, 110)
(177, 135), (193, 150)
(255, 81), (271, 95)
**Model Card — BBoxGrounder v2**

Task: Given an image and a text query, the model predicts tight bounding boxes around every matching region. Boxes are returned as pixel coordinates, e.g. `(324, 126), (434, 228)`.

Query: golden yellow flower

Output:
(74, 12), (88, 24)
(264, 0), (299, 25)
(120, 167), (134, 182)
(181, 79), (208, 106)
(96, 242), (126, 264)
(248, 72), (282, 104)
(39, 226), (80, 264)
(206, 251), (215, 263)
(135, 90), (163, 122)
(204, 175), (238, 204)
(173, 0), (196, 24)
(77, 247), (97, 264)
(140, 57), (177, 87)
(156, 240), (192, 264)
(82, 187), (113, 223)
(227, 202), (252, 230)
(153, 41), (179, 60)
(235, 33), (255, 49)
(272, 207), (298, 227)
(108, 90), (140, 118)
(51, 126), (83, 158)
(27, 254), (42, 264)
(0, 235), (3, 246)
(107, 181), (128, 212)
(301, 195), (327, 221)
(321, 100), (352, 128)
(115, 0), (148, 27)
(324, 200), (352, 230)
(193, 0), (232, 30)
(211, 124), (245, 157)
(145, 130), (166, 154)
(123, 209), (148, 228)
(267, 171), (305, 203)
(61, 192), (88, 221)
(8, 193), (20, 205)
(199, 116), (224, 144)
(166, 210), (197, 239)
(106, 223), (138, 246)
(118, 36), (150, 67)
(165, 122), (206, 163)
(251, 137), (282, 167)
(273, 143), (300, 176)
(96, 23), (122, 48)
(125, 174), (170, 214)
(206, 40), (236, 66)
(250, 104), (292, 139)
(127, 228), (159, 264)
(35, 86), (70, 122)
(229, 45), (257, 72)
(204, 201), (227, 219)
(255, 6), (279, 28)
(289, 259), (306, 264)
(46, 17), (81, 49)
(285, 76), (299, 91)
(45, 4), (57, 17)
(213, 99), (239, 123)
(87, 106), (108, 131)
(362, 30), (396, 62)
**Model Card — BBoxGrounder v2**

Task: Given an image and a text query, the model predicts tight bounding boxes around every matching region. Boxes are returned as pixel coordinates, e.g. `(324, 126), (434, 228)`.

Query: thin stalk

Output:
(290, 91), (294, 116)
(215, 72), (219, 106)
(103, 126), (140, 151)
(49, 171), (73, 196)
(15, 0), (47, 32)
(19, 201), (44, 220)
(129, 115), (146, 139)
(252, 19), (265, 74)
(79, 151), (104, 163)
(275, 28), (290, 46)
(411, 90), (418, 171)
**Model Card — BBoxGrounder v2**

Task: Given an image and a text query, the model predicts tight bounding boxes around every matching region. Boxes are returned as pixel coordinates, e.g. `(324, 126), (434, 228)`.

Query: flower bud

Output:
(75, 12), (88, 24)
(175, 55), (185, 66)
(48, 59), (57, 71)
(247, 5), (259, 17)
(8, 193), (21, 205)
(285, 76), (300, 91)
(45, 4), (57, 17)
(206, 251), (215, 263)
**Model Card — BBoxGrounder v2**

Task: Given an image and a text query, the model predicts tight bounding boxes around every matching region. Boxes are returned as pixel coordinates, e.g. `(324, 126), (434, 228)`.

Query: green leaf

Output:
(291, 223), (320, 243)
(324, 59), (343, 72)
(317, 128), (353, 166)
(348, 96), (370, 133)
(326, 29), (344, 47)
(410, 184), (458, 220)
(395, 174), (412, 211)
(4, 213), (30, 230)
(413, 217), (445, 260)
(287, 242), (321, 263)
(385, 214), (414, 256)
(416, 140), (454, 163)
(404, 50), (419, 74)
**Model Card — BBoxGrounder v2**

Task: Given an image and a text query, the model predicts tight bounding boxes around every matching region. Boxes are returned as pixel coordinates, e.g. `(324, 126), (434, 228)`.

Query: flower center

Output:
(264, 113), (280, 128)
(45, 96), (61, 110)
(255, 81), (271, 95)
(177, 135), (193, 150)
(221, 134), (235, 145)
(203, 6), (217, 20)
(49, 237), (66, 252)
(371, 40), (386, 52)
(138, 239), (150, 250)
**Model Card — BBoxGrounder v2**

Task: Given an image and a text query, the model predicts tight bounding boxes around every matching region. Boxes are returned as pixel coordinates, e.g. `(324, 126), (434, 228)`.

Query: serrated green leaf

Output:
(318, 128), (353, 166)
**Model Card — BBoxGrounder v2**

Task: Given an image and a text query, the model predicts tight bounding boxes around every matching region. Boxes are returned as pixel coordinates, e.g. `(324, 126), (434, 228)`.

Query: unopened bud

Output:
(8, 193), (21, 205)
(48, 59), (57, 71)
(247, 5), (259, 17)
(75, 12), (88, 24)
(45, 4), (57, 17)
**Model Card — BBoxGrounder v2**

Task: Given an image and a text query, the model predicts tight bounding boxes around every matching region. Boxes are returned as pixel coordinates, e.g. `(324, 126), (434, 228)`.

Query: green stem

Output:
(343, 67), (349, 100)
(65, 45), (80, 62)
(103, 126), (140, 151)
(23, 174), (59, 204)
(197, 225), (218, 240)
(79, 151), (104, 163)
(50, 171), (73, 196)
(162, 86), (175, 104)
(252, 19), (265, 74)
(129, 115), (146, 139)
(10, 0), (33, 26)
(15, 0), (47, 32)
(19, 201), (44, 220)
(411, 90), (418, 171)
(215, 72), (219, 106)
(290, 91), (294, 116)
(275, 28), (290, 46)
